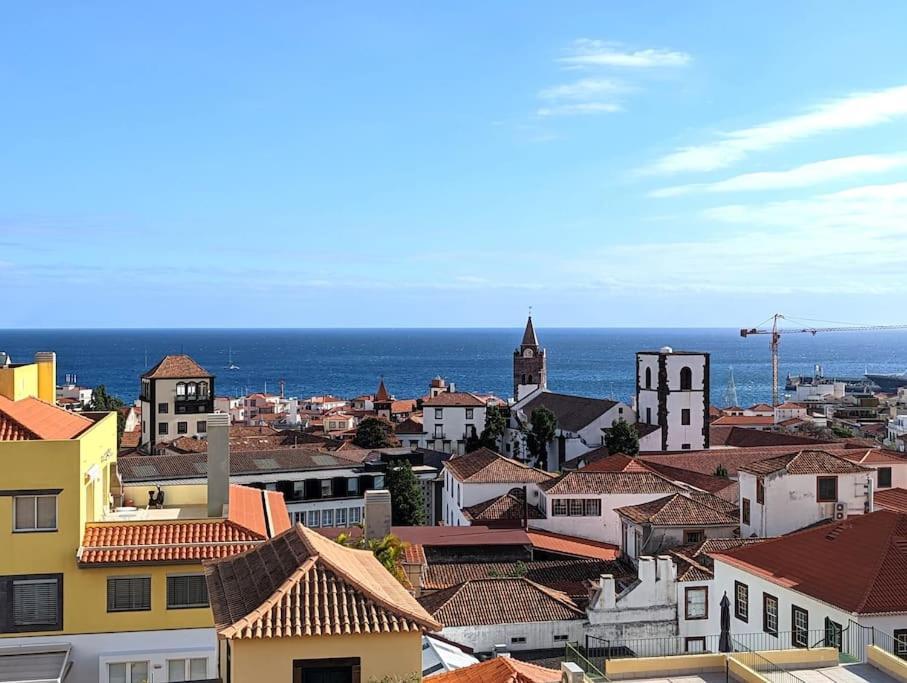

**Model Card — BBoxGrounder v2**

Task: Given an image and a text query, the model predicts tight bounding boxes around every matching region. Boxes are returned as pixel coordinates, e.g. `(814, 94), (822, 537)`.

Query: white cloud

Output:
(650, 153), (907, 197)
(560, 39), (692, 68)
(643, 84), (907, 175)
(538, 78), (628, 100)
(536, 102), (622, 117)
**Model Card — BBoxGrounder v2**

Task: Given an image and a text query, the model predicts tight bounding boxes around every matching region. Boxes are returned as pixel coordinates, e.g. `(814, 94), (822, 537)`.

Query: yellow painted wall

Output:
(727, 657), (767, 683)
(35, 354), (56, 404)
(229, 631), (423, 682)
(868, 645), (907, 683)
(0, 363), (38, 401)
(754, 647), (839, 669)
(122, 483), (208, 508)
(606, 654), (726, 680)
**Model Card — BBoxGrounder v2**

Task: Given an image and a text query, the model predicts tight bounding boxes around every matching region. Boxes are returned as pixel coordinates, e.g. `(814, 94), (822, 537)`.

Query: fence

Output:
(867, 628), (907, 660)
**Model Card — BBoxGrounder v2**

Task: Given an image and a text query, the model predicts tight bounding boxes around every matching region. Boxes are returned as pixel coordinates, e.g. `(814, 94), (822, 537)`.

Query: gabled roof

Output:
(142, 354), (212, 379)
(580, 453), (655, 474)
(521, 315), (540, 348)
(670, 538), (769, 582)
(518, 392), (618, 433)
(445, 448), (553, 484)
(873, 488), (907, 513)
(539, 470), (682, 496)
(417, 577), (584, 627)
(423, 392), (486, 407)
(462, 488), (545, 523)
(0, 395), (93, 441)
(738, 449), (871, 476)
(79, 485), (287, 565)
(713, 510), (907, 614)
(616, 493), (738, 527)
(396, 415), (425, 434)
(205, 523), (440, 638)
(426, 656), (560, 683)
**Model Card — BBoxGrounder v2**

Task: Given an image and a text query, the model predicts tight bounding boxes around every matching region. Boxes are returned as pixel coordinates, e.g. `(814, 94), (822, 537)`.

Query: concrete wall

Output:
(534, 491), (672, 545)
(442, 467), (544, 527)
(424, 405), (486, 456)
(607, 653), (726, 680)
(868, 645), (907, 683)
(440, 619), (585, 654)
(637, 352), (708, 452)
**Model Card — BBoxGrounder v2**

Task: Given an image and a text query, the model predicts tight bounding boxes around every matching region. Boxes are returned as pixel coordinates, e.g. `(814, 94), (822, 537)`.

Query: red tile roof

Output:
(713, 510), (907, 614)
(670, 538), (770, 582)
(418, 577), (584, 627)
(426, 657), (560, 683)
(580, 453), (656, 474)
(539, 470), (682, 495)
(445, 449), (554, 484)
(423, 392), (486, 407)
(462, 488), (545, 523)
(0, 395), (93, 440)
(708, 425), (830, 448)
(874, 488), (907, 514)
(142, 354), (212, 379)
(525, 530), (620, 561)
(738, 449), (871, 476)
(711, 415), (775, 427)
(615, 493), (738, 527)
(396, 415), (425, 434)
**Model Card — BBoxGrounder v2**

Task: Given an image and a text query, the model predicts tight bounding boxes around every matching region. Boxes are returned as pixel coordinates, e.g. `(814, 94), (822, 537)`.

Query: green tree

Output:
(831, 424), (854, 439)
(714, 464), (729, 478)
(90, 385), (126, 442)
(465, 404), (507, 452)
(353, 417), (399, 449)
(385, 459), (426, 526)
(604, 418), (640, 456)
(526, 406), (557, 467)
(335, 532), (410, 586)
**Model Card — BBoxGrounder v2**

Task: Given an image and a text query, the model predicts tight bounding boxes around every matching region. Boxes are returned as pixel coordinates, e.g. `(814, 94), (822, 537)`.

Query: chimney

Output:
(638, 556), (656, 586)
(364, 490), (392, 539)
(595, 573), (616, 610)
(34, 352), (56, 403)
(522, 485), (529, 530)
(207, 413), (230, 518)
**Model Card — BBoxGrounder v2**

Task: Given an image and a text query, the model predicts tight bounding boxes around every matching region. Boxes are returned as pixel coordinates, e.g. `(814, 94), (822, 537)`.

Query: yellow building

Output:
(205, 523), (441, 683)
(0, 355), (289, 683)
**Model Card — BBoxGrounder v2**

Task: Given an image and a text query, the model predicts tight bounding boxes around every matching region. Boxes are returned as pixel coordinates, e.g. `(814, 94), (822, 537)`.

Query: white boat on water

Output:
(226, 347), (240, 370)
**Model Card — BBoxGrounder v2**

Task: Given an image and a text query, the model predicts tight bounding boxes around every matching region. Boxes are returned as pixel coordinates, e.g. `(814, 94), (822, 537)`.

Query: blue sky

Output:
(3, 2), (907, 328)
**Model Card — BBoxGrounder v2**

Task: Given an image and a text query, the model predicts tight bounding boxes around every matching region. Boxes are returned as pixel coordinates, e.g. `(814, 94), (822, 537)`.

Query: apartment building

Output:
(140, 354), (214, 450)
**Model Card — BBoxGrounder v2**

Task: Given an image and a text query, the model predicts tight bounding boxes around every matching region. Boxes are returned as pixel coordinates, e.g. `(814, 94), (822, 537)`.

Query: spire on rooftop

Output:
(375, 377), (390, 402)
(521, 314), (539, 348)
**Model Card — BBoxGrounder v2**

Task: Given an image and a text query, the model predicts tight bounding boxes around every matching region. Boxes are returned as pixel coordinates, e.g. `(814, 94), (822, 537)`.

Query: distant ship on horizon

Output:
(865, 371), (907, 392)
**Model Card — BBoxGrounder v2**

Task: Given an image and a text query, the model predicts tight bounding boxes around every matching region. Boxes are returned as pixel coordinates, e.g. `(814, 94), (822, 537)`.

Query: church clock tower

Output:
(513, 315), (547, 400)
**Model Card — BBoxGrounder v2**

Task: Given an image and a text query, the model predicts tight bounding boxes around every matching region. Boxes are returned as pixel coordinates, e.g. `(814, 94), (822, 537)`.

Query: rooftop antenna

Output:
(279, 378), (286, 399)
(144, 347), (148, 368)
(724, 366), (739, 408)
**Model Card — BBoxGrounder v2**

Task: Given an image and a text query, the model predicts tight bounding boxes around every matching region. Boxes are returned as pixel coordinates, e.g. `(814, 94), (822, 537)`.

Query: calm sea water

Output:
(2, 328), (906, 407)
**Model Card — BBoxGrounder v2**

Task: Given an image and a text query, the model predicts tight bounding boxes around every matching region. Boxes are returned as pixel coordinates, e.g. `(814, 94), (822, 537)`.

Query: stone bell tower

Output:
(513, 315), (547, 401)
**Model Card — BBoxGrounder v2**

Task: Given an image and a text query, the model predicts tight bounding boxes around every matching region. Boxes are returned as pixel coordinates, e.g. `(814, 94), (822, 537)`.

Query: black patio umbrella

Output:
(719, 592), (732, 652)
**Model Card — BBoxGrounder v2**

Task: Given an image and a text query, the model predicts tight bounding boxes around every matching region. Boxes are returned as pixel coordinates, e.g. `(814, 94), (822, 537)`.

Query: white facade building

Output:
(637, 348), (709, 452)
(140, 355), (214, 451)
(423, 392), (487, 456)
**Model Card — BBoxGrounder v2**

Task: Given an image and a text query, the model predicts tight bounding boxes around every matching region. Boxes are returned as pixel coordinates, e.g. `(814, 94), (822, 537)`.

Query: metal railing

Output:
(585, 634), (724, 661)
(730, 639), (808, 683)
(869, 628), (907, 660)
(566, 642), (609, 682)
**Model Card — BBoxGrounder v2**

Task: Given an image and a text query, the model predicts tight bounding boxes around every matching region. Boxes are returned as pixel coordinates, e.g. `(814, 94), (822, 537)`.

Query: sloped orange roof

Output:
(525, 529), (619, 561)
(581, 453), (655, 473)
(446, 448), (553, 484)
(427, 657), (560, 683)
(0, 395), (93, 440)
(142, 354), (212, 379)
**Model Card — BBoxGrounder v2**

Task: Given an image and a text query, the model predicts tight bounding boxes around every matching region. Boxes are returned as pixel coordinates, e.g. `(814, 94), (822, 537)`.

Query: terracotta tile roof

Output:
(615, 493), (738, 527)
(776, 402), (807, 410)
(204, 524), (440, 638)
(120, 428), (141, 449)
(841, 448), (907, 465)
(422, 558), (629, 599)
(539, 470), (682, 495)
(462, 488), (545, 523)
(396, 415), (425, 434)
(418, 577), (584, 627)
(445, 449), (554, 484)
(713, 510), (907, 614)
(579, 453), (656, 474)
(874, 488), (907, 513)
(423, 392), (486, 408)
(638, 459), (737, 496)
(670, 538), (770, 582)
(708, 425), (830, 448)
(142, 354), (212, 379)
(738, 449), (872, 476)
(517, 392), (618, 433)
(375, 380), (391, 402)
(426, 657), (560, 683)
(403, 543), (426, 565)
(711, 415), (775, 427)
(0, 395), (94, 440)
(749, 403), (775, 412)
(525, 530), (619, 561)
(79, 485), (286, 565)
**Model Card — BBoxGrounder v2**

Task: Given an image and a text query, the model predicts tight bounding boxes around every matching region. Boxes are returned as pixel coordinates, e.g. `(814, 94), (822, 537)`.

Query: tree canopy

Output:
(525, 406), (557, 467)
(334, 532), (410, 586)
(465, 403), (507, 452)
(605, 418), (640, 456)
(353, 416), (399, 449)
(385, 459), (426, 526)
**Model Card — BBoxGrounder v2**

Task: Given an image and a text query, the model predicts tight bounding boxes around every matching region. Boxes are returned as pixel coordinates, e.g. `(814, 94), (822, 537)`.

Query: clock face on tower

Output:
(523, 348), (534, 358)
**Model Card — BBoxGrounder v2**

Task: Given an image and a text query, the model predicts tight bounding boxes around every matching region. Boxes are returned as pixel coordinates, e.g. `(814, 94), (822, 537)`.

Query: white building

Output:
(140, 355), (214, 451)
(56, 383), (93, 408)
(737, 449), (875, 537)
(637, 348), (710, 452)
(775, 401), (808, 424)
(423, 392), (488, 455)
(441, 448), (553, 527)
(214, 396), (245, 423)
(504, 390), (633, 470)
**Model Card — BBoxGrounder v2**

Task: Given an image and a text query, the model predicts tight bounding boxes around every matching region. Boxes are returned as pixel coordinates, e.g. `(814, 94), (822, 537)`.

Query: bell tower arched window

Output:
(645, 367), (652, 389)
(680, 367), (693, 391)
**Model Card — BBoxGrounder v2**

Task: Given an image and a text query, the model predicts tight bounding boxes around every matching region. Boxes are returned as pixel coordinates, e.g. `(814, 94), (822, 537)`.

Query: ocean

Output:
(2, 328), (906, 407)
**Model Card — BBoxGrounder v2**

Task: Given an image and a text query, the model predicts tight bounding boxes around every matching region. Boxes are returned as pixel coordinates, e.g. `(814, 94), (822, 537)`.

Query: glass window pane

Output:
(168, 660), (186, 681)
(15, 497), (36, 530)
(131, 662), (149, 683)
(108, 663), (127, 683)
(37, 496), (56, 529)
(189, 658), (207, 679)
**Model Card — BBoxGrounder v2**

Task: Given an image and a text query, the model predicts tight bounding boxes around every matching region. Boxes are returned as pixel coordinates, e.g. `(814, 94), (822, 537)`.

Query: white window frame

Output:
(13, 494), (58, 532)
(166, 656), (208, 682)
(106, 660), (150, 683)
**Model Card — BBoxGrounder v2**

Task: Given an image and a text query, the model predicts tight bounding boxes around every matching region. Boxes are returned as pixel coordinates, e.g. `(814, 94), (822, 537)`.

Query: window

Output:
(734, 581), (748, 622)
(553, 500), (568, 516)
(434, 408), (443, 419)
(646, 407), (652, 424)
(817, 476), (838, 502)
(465, 408), (474, 420)
(350, 507), (362, 524)
(680, 366), (693, 391)
(177, 421), (188, 434)
(685, 637), (707, 653)
(167, 574), (209, 609)
(894, 629), (907, 659)
(322, 509), (334, 527)
(681, 444), (691, 450)
(167, 658), (207, 682)
(107, 577), (151, 612)
(554, 634), (569, 642)
(584, 499), (601, 516)
(307, 510), (321, 528)
(176, 382), (186, 399)
(684, 587), (708, 620)
(4, 576), (62, 631)
(756, 478), (765, 505)
(186, 382), (197, 399)
(792, 605), (809, 647)
(198, 382), (209, 399)
(197, 420), (207, 433)
(13, 494), (57, 532)
(645, 367), (652, 389)
(763, 593), (778, 635)
(878, 467), (893, 488)
(681, 409), (691, 425)
(107, 661), (149, 683)
(683, 529), (704, 544)
(346, 478), (359, 496)
(434, 425), (444, 438)
(742, 498), (751, 525)
(373, 474), (385, 489)
(511, 637), (526, 644)
(569, 499), (584, 516)
(825, 618), (843, 652)
(158, 402), (169, 414)
(320, 480), (332, 497)
(158, 422), (169, 435)
(336, 507), (348, 527)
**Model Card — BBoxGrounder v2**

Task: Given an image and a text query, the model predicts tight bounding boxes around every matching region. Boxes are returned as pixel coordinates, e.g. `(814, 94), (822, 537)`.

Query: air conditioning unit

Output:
(834, 502), (848, 520)
(561, 663), (585, 683)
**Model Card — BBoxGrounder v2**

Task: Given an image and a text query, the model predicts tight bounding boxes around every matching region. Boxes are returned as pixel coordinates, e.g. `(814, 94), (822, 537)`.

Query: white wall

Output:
(424, 405), (487, 456)
(637, 352), (708, 452)
(0, 628), (216, 683)
(532, 492), (671, 545)
(441, 467), (543, 527)
(439, 619), (585, 654)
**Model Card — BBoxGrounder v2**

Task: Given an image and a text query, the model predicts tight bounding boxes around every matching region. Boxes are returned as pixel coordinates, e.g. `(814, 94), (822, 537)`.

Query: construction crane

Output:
(740, 313), (907, 406)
